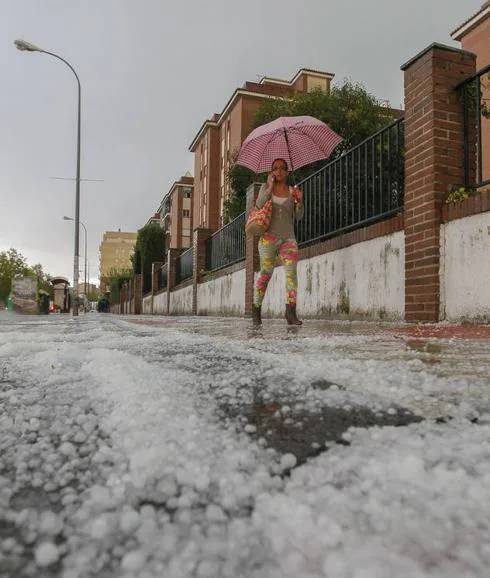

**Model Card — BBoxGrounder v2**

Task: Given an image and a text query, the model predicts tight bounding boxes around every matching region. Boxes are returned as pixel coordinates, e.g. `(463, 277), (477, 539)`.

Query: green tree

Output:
(86, 287), (100, 302)
(0, 250), (54, 305)
(225, 80), (397, 220)
(223, 149), (261, 222)
(131, 244), (141, 275)
(0, 249), (32, 304)
(134, 223), (166, 294)
(107, 267), (133, 302)
(30, 263), (53, 297)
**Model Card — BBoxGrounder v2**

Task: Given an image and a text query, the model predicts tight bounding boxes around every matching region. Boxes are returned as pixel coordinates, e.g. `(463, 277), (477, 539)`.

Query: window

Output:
(183, 188), (192, 199)
(183, 209), (190, 217)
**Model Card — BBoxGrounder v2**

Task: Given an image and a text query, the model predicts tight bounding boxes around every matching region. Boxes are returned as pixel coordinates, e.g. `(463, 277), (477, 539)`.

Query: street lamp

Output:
(64, 216), (87, 296)
(15, 38), (82, 316)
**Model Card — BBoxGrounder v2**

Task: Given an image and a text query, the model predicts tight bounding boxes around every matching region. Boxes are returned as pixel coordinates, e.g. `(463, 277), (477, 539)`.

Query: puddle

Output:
(224, 393), (423, 467)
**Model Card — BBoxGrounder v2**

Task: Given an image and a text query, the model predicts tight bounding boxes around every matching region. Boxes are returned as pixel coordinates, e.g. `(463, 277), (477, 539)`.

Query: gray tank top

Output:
(255, 184), (304, 239)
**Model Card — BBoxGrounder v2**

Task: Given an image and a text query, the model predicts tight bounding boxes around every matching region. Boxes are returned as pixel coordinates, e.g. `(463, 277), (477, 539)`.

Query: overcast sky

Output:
(0, 0), (482, 284)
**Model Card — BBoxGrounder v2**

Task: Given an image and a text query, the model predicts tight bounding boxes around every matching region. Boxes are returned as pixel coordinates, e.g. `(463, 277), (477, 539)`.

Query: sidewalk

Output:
(130, 314), (490, 339)
(127, 315), (490, 419)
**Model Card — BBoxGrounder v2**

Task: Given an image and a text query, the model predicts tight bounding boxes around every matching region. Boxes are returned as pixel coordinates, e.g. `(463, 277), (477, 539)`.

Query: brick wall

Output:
(134, 274), (142, 315)
(192, 228), (212, 315)
(442, 188), (490, 222)
(402, 43), (476, 322)
(166, 248), (182, 315)
(299, 216), (404, 261)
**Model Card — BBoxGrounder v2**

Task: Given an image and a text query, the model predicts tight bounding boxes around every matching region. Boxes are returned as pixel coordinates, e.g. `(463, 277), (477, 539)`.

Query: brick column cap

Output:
(401, 42), (476, 71)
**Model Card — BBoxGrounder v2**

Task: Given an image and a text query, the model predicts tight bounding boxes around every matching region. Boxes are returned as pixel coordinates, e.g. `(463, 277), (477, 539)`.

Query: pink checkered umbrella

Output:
(236, 115), (343, 173)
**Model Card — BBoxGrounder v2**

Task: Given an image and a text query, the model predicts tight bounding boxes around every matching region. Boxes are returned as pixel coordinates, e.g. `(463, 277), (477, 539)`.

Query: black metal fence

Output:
(158, 263), (168, 291)
(295, 118), (405, 247)
(175, 247), (194, 285)
(458, 64), (490, 189)
(205, 212), (246, 272)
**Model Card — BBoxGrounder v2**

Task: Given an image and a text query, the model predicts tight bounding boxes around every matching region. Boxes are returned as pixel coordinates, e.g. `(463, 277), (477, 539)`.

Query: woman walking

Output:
(252, 158), (304, 326)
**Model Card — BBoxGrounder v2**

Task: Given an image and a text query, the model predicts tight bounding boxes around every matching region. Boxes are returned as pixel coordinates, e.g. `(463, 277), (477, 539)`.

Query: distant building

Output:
(158, 172), (194, 250)
(99, 231), (137, 291)
(79, 282), (98, 297)
(189, 68), (335, 231)
(144, 211), (162, 228)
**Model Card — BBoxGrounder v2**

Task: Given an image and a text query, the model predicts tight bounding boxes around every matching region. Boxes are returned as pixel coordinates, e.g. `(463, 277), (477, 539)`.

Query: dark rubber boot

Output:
(285, 304), (302, 326)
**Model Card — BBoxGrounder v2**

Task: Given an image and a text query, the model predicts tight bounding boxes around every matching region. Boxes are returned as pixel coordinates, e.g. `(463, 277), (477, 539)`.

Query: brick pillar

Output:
(401, 43), (476, 322)
(151, 261), (163, 315)
(151, 262), (163, 296)
(244, 182), (264, 317)
(128, 280), (133, 314)
(192, 228), (213, 315)
(134, 274), (143, 315)
(120, 283), (125, 315)
(166, 248), (182, 315)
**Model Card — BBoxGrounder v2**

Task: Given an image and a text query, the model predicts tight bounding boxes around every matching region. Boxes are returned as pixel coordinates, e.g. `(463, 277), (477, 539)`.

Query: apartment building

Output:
(79, 282), (98, 297)
(189, 68), (334, 232)
(144, 210), (162, 228)
(452, 1), (490, 69)
(99, 230), (137, 291)
(159, 172), (194, 250)
(452, 1), (490, 184)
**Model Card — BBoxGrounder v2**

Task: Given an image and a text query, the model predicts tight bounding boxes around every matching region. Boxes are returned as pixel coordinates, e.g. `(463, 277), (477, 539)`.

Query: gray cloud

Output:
(0, 0), (481, 281)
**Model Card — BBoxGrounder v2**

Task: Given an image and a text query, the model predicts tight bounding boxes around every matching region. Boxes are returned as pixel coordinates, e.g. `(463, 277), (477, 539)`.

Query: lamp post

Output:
(64, 216), (87, 296)
(15, 38), (82, 316)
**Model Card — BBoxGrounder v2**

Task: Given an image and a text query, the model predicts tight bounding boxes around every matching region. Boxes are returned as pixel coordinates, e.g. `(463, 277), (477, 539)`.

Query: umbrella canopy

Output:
(236, 115), (342, 173)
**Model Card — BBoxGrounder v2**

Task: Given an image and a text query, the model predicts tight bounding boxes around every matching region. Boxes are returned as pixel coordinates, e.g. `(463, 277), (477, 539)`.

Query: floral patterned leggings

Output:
(253, 232), (299, 307)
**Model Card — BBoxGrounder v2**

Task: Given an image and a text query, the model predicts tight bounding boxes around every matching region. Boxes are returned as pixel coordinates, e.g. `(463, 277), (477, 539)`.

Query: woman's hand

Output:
(267, 173), (275, 191)
(292, 186), (302, 205)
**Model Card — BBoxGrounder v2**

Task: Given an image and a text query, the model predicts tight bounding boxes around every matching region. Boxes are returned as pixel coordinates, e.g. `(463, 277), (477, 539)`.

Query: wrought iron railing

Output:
(205, 212), (246, 271)
(457, 64), (490, 189)
(295, 118), (405, 247)
(175, 247), (194, 285)
(158, 263), (168, 291)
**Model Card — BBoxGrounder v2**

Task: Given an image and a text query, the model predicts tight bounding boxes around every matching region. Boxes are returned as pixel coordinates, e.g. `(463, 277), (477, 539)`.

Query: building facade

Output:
(79, 283), (98, 297)
(159, 173), (194, 250)
(189, 69), (335, 232)
(99, 231), (137, 291)
(452, 1), (490, 185)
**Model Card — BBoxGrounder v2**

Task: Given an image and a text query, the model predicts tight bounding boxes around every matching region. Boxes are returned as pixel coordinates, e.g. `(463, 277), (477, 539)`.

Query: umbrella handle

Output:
(283, 128), (294, 173)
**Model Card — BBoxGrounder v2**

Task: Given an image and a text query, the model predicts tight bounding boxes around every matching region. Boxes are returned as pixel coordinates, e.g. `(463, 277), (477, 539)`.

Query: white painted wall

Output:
(169, 284), (193, 315)
(152, 291), (168, 315)
(261, 232), (405, 320)
(142, 295), (152, 315)
(440, 212), (490, 322)
(197, 268), (245, 316)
